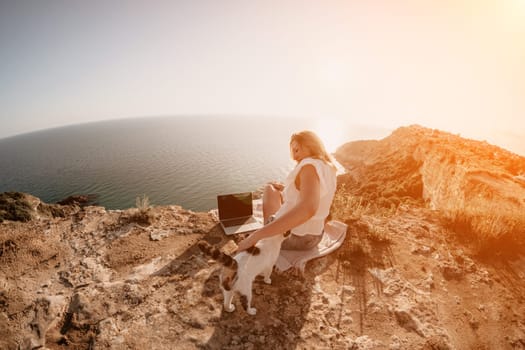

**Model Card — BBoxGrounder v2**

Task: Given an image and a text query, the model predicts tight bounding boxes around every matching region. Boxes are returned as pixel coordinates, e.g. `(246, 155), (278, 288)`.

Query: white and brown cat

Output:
(198, 231), (289, 315)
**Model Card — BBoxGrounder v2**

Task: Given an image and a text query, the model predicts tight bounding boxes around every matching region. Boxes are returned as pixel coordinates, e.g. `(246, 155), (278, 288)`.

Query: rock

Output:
(188, 316), (206, 329)
(423, 336), (452, 350)
(389, 335), (403, 350)
(23, 296), (68, 348)
(349, 335), (383, 350)
(98, 318), (124, 345)
(57, 194), (97, 207)
(368, 268), (405, 296)
(178, 228), (193, 235)
(394, 306), (425, 337)
(150, 230), (171, 241)
(411, 245), (434, 256)
(422, 273), (434, 290)
(441, 264), (464, 281)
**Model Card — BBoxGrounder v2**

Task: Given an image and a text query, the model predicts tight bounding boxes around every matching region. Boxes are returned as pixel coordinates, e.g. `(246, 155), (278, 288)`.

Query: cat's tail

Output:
(197, 241), (238, 269)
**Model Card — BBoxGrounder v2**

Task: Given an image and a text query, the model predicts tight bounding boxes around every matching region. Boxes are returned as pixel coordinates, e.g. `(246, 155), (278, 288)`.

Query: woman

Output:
(236, 130), (337, 252)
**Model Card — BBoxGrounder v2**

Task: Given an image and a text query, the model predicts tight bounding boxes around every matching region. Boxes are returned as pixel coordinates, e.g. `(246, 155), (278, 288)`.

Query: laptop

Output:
(217, 192), (263, 235)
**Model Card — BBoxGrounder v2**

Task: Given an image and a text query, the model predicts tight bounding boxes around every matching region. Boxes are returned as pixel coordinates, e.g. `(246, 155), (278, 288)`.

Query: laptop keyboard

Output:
(222, 216), (258, 227)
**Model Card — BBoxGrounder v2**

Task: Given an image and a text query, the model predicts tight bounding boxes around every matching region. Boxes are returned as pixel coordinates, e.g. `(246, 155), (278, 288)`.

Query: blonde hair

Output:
(290, 130), (336, 170)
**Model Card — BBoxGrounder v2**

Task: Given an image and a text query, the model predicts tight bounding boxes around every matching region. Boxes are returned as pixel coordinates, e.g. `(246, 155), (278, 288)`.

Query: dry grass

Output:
(331, 183), (393, 272)
(129, 194), (154, 225)
(330, 183), (400, 223)
(104, 195), (154, 231)
(330, 184), (371, 222)
(135, 194), (150, 212)
(443, 198), (525, 257)
(366, 224), (393, 244)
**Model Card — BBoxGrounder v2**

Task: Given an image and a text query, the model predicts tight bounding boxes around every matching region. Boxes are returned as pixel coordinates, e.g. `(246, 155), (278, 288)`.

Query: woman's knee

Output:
(263, 184), (280, 200)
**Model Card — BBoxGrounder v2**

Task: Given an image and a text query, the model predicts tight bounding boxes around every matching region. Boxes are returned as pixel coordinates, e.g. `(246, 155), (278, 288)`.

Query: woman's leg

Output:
(262, 184), (282, 224)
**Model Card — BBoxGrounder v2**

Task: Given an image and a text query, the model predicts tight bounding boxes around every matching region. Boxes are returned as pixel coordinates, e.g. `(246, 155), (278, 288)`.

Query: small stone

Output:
(150, 230), (170, 241)
(390, 335), (402, 350)
(394, 308), (425, 337)
(178, 228), (193, 235)
(441, 265), (464, 281)
(469, 319), (480, 330)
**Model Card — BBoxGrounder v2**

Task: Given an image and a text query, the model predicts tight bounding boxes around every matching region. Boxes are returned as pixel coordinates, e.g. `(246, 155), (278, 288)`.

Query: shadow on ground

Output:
(336, 220), (395, 335)
(200, 269), (315, 349)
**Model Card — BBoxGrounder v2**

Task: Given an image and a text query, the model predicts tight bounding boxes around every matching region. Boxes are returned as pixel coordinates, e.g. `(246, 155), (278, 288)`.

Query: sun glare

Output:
(312, 119), (347, 154)
(516, 0), (525, 11)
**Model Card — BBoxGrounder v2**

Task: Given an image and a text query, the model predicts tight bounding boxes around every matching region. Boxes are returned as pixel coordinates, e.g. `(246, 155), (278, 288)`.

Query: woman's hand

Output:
(270, 182), (284, 191)
(235, 233), (258, 253)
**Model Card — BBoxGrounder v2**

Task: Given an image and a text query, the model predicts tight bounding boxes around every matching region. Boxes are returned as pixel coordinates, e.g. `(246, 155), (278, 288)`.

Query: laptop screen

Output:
(217, 192), (253, 220)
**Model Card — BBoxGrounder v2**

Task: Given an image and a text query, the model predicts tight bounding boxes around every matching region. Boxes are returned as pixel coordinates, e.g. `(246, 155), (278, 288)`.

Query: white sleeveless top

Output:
(275, 157), (337, 236)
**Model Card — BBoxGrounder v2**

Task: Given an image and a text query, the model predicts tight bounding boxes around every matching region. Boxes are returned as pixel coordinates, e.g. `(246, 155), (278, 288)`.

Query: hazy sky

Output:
(1, 0), (524, 152)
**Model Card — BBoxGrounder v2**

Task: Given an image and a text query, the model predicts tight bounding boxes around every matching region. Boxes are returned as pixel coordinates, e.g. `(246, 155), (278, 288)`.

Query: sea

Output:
(0, 116), (390, 211)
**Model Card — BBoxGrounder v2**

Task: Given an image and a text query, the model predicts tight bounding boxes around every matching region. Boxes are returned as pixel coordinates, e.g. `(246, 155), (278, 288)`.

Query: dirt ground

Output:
(1, 199), (524, 350)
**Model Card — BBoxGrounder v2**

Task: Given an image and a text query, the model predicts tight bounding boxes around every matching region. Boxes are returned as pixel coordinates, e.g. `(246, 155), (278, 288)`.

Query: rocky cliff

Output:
(1, 125), (524, 350)
(335, 125), (525, 255)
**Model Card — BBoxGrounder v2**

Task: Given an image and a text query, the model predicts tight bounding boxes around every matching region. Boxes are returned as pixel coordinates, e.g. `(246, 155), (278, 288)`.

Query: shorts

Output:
(266, 215), (323, 251)
(281, 233), (323, 251)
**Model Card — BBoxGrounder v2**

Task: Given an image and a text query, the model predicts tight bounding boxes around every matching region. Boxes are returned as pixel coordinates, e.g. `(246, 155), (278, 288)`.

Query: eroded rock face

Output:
(335, 125), (525, 213)
(0, 192), (76, 223)
(335, 125), (525, 257)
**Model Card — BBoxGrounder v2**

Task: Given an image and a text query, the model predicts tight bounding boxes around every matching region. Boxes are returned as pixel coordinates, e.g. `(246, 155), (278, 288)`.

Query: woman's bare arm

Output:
(236, 165), (320, 251)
